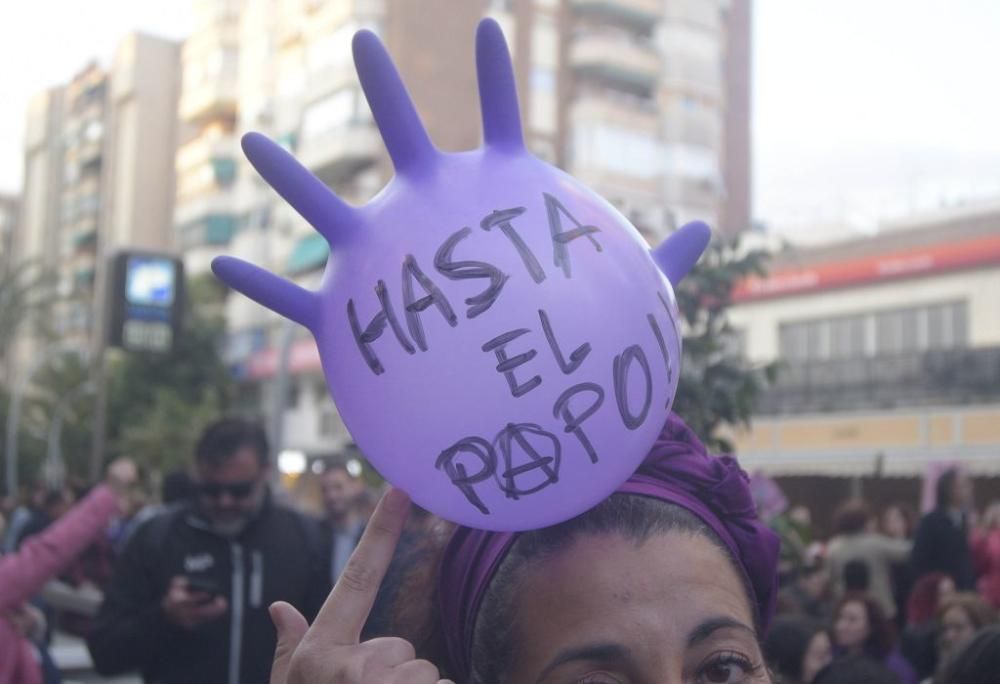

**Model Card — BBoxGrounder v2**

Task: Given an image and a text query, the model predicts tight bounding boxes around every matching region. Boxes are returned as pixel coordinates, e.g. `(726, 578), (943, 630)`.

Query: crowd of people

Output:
(764, 468), (1000, 684)
(1, 415), (999, 683)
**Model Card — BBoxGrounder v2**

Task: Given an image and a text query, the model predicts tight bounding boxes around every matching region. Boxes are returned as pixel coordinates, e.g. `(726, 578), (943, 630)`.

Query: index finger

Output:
(311, 487), (411, 645)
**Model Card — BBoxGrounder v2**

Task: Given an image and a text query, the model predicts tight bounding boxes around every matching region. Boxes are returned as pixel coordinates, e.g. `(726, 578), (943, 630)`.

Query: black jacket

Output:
(910, 508), (975, 590)
(87, 494), (330, 684)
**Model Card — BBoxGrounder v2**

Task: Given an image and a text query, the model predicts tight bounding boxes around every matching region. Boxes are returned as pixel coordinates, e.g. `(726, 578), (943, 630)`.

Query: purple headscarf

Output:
(437, 414), (780, 681)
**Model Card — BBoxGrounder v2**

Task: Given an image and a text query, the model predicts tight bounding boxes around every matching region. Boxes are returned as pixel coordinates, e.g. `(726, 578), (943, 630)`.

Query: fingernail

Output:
(269, 601), (289, 633)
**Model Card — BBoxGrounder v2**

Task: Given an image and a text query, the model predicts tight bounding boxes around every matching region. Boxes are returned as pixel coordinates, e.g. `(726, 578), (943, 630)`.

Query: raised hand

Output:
(269, 488), (453, 684)
(213, 19), (710, 531)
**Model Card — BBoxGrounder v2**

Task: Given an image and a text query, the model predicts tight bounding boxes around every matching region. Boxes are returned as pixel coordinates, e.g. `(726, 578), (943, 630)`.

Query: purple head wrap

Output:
(437, 414), (780, 681)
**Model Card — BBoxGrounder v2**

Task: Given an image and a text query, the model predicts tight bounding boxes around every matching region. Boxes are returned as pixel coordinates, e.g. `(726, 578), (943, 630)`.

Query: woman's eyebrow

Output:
(536, 642), (631, 683)
(687, 616), (757, 647)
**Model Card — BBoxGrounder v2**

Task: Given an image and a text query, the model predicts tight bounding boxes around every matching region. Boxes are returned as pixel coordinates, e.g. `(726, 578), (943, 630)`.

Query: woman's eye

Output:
(698, 653), (760, 684)
(576, 673), (624, 684)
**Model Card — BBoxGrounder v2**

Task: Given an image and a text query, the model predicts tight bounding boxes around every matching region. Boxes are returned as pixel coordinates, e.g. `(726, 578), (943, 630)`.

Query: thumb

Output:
(269, 601), (309, 684)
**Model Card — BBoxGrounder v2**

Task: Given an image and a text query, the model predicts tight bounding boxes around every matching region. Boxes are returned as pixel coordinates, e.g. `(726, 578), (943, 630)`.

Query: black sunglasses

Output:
(197, 480), (256, 499)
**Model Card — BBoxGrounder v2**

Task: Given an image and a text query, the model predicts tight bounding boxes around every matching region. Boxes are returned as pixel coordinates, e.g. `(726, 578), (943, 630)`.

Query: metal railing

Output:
(757, 346), (1000, 415)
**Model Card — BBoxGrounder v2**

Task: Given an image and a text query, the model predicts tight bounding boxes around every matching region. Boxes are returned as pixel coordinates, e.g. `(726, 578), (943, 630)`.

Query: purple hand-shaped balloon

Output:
(213, 19), (710, 531)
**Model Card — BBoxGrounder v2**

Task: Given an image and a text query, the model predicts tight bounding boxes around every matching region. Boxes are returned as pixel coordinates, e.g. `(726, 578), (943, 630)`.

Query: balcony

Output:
(757, 347), (1000, 415)
(571, 89), (659, 133)
(174, 189), (235, 228)
(179, 213), (238, 249)
(287, 233), (329, 276)
(570, 33), (660, 93)
(661, 55), (722, 100)
(179, 79), (238, 125)
(296, 122), (380, 186)
(73, 227), (98, 251)
(176, 131), (237, 172)
(570, 0), (662, 29)
(73, 265), (96, 290)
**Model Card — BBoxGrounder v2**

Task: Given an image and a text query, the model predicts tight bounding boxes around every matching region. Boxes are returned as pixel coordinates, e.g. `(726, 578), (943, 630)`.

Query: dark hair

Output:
(43, 488), (72, 511)
(813, 655), (900, 684)
(161, 470), (195, 504)
(321, 457), (358, 478)
(389, 495), (754, 684)
(936, 468), (959, 510)
(937, 593), (997, 631)
(764, 616), (828, 683)
(469, 495), (747, 684)
(833, 500), (871, 535)
(834, 593), (895, 660)
(194, 418), (269, 467)
(936, 625), (1000, 684)
(907, 572), (950, 625)
(844, 559), (871, 593)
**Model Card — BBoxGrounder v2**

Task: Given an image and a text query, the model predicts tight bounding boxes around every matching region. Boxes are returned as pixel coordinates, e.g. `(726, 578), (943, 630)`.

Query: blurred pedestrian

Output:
(14, 487), (74, 549)
(115, 469), (197, 550)
(813, 655), (902, 684)
(0, 459), (137, 684)
(764, 615), (833, 684)
(777, 560), (831, 621)
(934, 593), (996, 675)
(935, 625), (1000, 684)
(881, 504), (916, 541)
(832, 593), (917, 684)
(2, 486), (44, 553)
(970, 500), (1000, 609)
(320, 457), (367, 583)
(900, 572), (955, 680)
(881, 502), (917, 628)
(911, 468), (975, 590)
(88, 418), (331, 684)
(827, 500), (911, 619)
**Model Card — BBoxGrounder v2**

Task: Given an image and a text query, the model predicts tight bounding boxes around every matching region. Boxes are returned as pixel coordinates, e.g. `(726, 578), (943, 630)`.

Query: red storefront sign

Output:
(246, 338), (322, 379)
(734, 233), (1000, 302)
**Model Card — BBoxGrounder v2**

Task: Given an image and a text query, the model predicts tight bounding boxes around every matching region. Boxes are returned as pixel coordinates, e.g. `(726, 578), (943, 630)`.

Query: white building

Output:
(728, 201), (1000, 514)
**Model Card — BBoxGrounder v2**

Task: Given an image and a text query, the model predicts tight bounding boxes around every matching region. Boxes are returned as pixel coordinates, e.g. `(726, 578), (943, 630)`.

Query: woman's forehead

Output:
(512, 530), (755, 647)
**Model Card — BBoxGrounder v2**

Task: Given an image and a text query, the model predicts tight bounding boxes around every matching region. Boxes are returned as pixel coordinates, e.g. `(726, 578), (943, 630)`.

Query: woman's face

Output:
(940, 606), (976, 655)
(801, 631), (832, 684)
(881, 507), (907, 539)
(507, 531), (769, 684)
(938, 576), (956, 600)
(833, 601), (870, 652)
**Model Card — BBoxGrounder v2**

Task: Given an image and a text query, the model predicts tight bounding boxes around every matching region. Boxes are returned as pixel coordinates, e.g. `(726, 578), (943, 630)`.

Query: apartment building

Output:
(728, 201), (1000, 520)
(177, 0), (751, 455)
(0, 193), (19, 272)
(14, 34), (181, 360)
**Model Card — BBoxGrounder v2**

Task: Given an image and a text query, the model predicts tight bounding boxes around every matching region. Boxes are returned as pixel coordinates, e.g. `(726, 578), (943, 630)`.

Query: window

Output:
(780, 301), (969, 362)
(573, 124), (664, 179)
(301, 89), (358, 141)
(530, 68), (557, 134)
(829, 315), (866, 359)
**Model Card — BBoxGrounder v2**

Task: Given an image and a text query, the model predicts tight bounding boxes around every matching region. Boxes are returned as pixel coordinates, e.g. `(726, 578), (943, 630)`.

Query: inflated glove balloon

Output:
(213, 19), (710, 531)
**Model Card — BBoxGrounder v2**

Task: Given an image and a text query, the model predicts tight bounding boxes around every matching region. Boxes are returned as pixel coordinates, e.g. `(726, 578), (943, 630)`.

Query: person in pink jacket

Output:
(0, 459), (136, 684)
(973, 501), (1000, 609)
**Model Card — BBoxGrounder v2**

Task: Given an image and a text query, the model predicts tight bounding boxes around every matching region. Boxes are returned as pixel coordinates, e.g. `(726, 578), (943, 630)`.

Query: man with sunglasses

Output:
(87, 418), (330, 684)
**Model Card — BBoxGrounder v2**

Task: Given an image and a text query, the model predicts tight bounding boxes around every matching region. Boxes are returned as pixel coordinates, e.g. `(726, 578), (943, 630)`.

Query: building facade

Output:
(728, 201), (1000, 522)
(0, 194), (19, 272)
(14, 34), (181, 361)
(178, 0), (752, 457)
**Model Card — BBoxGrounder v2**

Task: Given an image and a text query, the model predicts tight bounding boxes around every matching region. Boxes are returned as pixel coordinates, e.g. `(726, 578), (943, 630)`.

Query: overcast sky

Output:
(2, 0), (999, 236)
